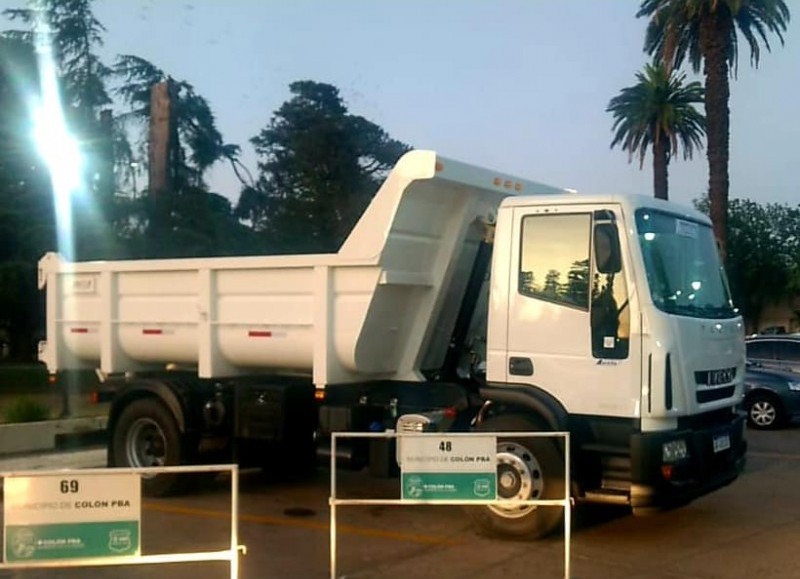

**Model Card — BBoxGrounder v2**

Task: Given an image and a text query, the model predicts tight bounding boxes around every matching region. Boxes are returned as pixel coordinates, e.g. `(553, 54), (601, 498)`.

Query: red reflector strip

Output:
(70, 328), (89, 334)
(248, 330), (272, 338)
(142, 329), (163, 335)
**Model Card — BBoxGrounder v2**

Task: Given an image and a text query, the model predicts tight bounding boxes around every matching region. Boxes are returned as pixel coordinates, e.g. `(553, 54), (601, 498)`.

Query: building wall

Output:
(754, 295), (800, 335)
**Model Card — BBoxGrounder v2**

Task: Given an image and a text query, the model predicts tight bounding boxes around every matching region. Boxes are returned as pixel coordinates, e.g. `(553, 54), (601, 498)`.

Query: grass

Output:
(0, 363), (100, 394)
(0, 364), (105, 423)
(2, 395), (52, 423)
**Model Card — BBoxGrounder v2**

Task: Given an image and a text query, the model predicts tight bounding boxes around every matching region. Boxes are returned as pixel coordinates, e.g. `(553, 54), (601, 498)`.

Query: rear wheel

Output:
(466, 414), (565, 539)
(746, 393), (785, 430)
(112, 398), (190, 496)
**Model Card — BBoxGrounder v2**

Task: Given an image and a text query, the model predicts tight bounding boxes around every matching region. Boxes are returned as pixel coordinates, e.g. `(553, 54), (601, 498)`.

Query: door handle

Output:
(509, 357), (533, 376)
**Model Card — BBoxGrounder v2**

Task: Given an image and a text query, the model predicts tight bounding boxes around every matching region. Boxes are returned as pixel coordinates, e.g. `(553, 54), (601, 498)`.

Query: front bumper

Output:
(629, 413), (747, 511)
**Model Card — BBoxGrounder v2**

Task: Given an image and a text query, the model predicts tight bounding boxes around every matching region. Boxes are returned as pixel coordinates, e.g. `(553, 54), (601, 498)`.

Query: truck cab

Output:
(477, 193), (745, 522)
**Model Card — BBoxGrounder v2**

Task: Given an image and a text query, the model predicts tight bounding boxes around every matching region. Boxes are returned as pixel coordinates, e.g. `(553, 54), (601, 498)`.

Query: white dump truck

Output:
(38, 150), (746, 538)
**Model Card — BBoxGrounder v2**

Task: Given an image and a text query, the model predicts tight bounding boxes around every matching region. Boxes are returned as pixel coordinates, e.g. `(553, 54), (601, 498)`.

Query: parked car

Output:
(759, 325), (788, 335)
(743, 365), (800, 429)
(745, 334), (800, 375)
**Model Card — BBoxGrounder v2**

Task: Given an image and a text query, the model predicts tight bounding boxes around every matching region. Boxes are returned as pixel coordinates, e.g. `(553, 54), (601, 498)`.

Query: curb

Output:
(0, 416), (108, 456)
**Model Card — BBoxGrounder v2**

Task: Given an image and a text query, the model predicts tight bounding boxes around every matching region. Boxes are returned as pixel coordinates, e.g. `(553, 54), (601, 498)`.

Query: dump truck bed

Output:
(38, 150), (565, 386)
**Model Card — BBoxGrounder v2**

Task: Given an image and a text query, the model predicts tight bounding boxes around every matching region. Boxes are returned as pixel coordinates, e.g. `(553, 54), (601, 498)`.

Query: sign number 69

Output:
(60, 479), (79, 494)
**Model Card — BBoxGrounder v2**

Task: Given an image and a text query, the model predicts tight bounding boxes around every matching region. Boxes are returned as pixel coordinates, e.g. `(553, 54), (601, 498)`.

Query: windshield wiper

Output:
(692, 304), (737, 318)
(661, 303), (736, 318)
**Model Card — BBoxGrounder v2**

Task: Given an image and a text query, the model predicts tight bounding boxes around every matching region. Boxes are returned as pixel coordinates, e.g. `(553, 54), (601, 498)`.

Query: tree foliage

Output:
(0, 0), (255, 357)
(0, 37), (54, 359)
(237, 81), (410, 253)
(697, 197), (800, 330)
(112, 54), (245, 191)
(607, 62), (705, 200)
(638, 0), (791, 255)
(3, 0), (117, 198)
(3, 0), (120, 264)
(3, 0), (112, 115)
(115, 190), (260, 260)
(110, 54), (254, 258)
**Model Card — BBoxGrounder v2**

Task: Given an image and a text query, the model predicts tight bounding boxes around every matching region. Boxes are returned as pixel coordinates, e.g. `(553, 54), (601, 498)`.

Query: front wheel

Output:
(466, 414), (565, 539)
(112, 398), (190, 496)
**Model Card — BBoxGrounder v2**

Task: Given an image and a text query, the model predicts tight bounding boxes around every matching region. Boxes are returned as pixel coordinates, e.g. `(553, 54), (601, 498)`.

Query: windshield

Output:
(635, 209), (736, 319)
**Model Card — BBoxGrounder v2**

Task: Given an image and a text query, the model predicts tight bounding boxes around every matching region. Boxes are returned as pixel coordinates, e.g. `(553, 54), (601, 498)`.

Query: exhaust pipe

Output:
(316, 441), (366, 470)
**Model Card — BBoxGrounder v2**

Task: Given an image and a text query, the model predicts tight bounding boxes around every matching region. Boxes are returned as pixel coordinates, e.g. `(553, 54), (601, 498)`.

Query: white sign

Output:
(399, 435), (496, 473)
(4, 472), (140, 561)
(675, 219), (698, 238)
(398, 435), (497, 501)
(4, 473), (140, 525)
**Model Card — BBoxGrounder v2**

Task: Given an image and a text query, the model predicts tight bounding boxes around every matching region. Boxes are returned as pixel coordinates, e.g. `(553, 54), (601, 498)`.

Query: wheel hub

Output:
(126, 417), (168, 473)
(750, 401), (776, 427)
(498, 465), (522, 496)
(489, 441), (544, 519)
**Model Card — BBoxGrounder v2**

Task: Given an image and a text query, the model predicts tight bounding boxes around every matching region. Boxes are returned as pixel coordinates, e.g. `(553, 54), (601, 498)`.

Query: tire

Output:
(112, 398), (190, 496)
(466, 414), (566, 539)
(746, 393), (785, 430)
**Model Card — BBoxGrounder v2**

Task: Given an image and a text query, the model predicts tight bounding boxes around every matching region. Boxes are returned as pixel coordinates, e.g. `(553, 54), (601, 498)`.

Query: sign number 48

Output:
(439, 441), (452, 452)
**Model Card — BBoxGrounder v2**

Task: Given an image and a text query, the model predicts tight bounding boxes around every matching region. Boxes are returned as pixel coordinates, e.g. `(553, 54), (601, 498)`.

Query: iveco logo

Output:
(707, 368), (736, 386)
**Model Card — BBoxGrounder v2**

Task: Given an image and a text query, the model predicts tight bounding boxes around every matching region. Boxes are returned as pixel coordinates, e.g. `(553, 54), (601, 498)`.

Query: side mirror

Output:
(594, 223), (622, 274)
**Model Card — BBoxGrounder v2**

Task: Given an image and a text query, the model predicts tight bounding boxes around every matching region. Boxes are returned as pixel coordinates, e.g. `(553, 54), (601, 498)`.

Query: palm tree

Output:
(637, 0), (790, 255)
(607, 62), (705, 200)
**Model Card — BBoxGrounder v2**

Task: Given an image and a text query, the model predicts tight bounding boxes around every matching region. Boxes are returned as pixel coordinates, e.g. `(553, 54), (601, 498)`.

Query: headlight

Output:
(662, 439), (689, 463)
(396, 414), (435, 433)
(788, 382), (800, 392)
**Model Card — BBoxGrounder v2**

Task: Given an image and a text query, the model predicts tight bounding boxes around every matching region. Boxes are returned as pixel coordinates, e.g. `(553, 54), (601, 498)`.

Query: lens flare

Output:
(31, 9), (84, 260)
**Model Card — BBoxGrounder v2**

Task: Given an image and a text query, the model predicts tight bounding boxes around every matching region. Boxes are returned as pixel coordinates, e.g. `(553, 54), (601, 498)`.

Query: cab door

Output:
(504, 205), (640, 418)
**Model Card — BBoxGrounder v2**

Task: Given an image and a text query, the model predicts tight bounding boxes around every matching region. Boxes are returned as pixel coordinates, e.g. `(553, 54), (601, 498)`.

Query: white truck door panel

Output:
(507, 205), (641, 417)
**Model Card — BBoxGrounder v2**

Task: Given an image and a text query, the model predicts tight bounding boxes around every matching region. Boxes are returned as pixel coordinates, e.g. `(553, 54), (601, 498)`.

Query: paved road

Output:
(0, 446), (106, 473)
(1, 425), (799, 578)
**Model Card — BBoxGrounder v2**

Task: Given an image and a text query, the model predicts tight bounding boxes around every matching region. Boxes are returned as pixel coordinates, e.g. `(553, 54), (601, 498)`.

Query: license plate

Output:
(713, 434), (731, 453)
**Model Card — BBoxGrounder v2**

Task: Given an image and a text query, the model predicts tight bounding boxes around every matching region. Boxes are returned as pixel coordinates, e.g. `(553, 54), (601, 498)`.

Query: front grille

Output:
(695, 367), (737, 386)
(696, 385), (736, 404)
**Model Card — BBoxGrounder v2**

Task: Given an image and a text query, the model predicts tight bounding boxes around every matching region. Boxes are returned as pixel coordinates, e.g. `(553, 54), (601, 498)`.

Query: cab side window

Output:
(519, 213), (591, 310)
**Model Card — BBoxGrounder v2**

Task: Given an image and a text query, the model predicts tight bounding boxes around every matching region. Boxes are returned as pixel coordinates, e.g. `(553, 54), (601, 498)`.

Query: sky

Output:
(2, 0), (798, 209)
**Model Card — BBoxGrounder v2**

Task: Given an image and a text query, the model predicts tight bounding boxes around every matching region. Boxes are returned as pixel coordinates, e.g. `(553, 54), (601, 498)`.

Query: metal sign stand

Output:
(329, 431), (571, 579)
(1, 464), (246, 579)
